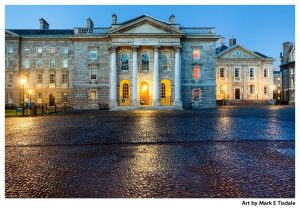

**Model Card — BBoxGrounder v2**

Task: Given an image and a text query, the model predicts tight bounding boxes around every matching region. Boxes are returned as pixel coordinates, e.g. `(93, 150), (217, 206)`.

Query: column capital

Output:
(174, 45), (182, 52)
(132, 45), (139, 52)
(108, 45), (118, 53)
(153, 45), (160, 51)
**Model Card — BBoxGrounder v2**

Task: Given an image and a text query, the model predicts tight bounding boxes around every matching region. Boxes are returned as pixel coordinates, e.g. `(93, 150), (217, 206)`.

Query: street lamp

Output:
(28, 89), (32, 110)
(20, 78), (27, 116)
(222, 85), (226, 106)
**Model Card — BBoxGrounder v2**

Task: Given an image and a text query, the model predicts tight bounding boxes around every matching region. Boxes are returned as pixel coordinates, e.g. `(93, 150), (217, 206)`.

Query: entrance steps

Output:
(110, 105), (181, 111)
(222, 99), (276, 106)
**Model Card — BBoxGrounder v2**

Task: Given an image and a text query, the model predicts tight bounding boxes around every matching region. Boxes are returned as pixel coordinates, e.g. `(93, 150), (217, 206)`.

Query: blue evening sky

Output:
(5, 5), (295, 70)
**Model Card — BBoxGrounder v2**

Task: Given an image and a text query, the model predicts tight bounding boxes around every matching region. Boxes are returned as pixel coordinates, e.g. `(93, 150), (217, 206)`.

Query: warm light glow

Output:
(141, 84), (148, 92)
(271, 85), (276, 90)
(20, 78), (27, 85)
(28, 89), (32, 94)
(222, 86), (226, 90)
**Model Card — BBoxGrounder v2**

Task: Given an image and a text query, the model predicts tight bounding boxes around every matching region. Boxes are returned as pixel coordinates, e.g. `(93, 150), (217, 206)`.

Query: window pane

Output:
(37, 74), (43, 84)
(90, 50), (97, 59)
(142, 54), (149, 71)
(50, 58), (56, 68)
(62, 59), (68, 68)
(36, 59), (43, 68)
(220, 68), (224, 78)
(235, 68), (239, 77)
(193, 67), (200, 80)
(8, 47), (13, 54)
(37, 47), (42, 53)
(50, 47), (55, 53)
(121, 54), (129, 70)
(161, 83), (166, 98)
(7, 59), (13, 68)
(194, 89), (200, 101)
(161, 54), (168, 70)
(62, 47), (68, 53)
(50, 74), (55, 84)
(193, 49), (200, 59)
(24, 48), (30, 53)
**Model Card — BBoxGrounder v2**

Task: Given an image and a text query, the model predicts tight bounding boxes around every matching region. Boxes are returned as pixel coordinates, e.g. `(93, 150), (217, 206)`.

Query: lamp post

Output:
(20, 78), (27, 116)
(28, 89), (32, 110)
(222, 85), (226, 106)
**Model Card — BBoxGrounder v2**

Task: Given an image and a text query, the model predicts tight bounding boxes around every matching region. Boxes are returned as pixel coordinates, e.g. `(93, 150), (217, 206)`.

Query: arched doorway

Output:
(160, 80), (171, 106)
(120, 80), (130, 106)
(140, 81), (149, 105)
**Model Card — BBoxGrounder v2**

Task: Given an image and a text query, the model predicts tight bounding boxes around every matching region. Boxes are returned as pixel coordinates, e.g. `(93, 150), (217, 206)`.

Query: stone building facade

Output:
(5, 14), (220, 109)
(280, 42), (295, 104)
(215, 38), (274, 102)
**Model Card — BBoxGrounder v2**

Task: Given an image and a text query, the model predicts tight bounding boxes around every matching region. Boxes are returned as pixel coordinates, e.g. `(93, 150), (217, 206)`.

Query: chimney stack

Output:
(87, 18), (94, 32)
(229, 37), (236, 47)
(112, 14), (117, 24)
(169, 14), (175, 24)
(39, 18), (49, 30)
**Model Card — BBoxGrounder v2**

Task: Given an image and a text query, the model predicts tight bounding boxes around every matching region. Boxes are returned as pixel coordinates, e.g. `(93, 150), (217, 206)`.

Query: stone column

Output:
(109, 45), (118, 108)
(153, 45), (160, 106)
(174, 45), (182, 108)
(132, 45), (139, 106)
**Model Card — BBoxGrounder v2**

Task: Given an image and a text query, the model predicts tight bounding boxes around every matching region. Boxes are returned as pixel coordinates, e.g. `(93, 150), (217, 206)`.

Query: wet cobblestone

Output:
(5, 106), (295, 198)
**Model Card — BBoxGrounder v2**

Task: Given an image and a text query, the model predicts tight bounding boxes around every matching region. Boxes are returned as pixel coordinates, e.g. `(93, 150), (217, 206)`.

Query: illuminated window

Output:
(50, 58), (56, 68)
(90, 91), (96, 101)
(36, 47), (43, 54)
(141, 53), (149, 71)
(49, 74), (55, 84)
(277, 77), (280, 81)
(7, 74), (13, 88)
(62, 93), (68, 103)
(90, 67), (97, 80)
(278, 90), (281, 94)
(62, 59), (68, 68)
(24, 59), (30, 69)
(50, 47), (55, 53)
(62, 47), (68, 54)
(220, 68), (225, 78)
(250, 85), (255, 93)
(37, 74), (43, 84)
(194, 89), (200, 101)
(264, 86), (267, 94)
(121, 53), (129, 71)
(36, 58), (43, 68)
(122, 83), (129, 98)
(264, 68), (268, 77)
(193, 49), (200, 59)
(62, 74), (68, 84)
(90, 50), (97, 60)
(278, 83), (280, 87)
(193, 67), (200, 80)
(161, 54), (168, 70)
(24, 48), (30, 53)
(235, 68), (240, 78)
(37, 93), (42, 103)
(161, 83), (166, 98)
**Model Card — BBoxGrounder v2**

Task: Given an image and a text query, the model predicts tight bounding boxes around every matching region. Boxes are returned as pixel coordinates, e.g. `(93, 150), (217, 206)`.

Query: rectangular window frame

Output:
(24, 59), (30, 69)
(50, 58), (56, 69)
(234, 68), (240, 81)
(36, 47), (43, 54)
(37, 92), (43, 104)
(7, 58), (14, 68)
(264, 68), (268, 78)
(62, 73), (69, 84)
(220, 68), (225, 78)
(264, 86), (267, 94)
(250, 85), (255, 94)
(249, 68), (255, 80)
(50, 47), (55, 54)
(7, 74), (14, 88)
(193, 66), (200, 81)
(193, 88), (200, 101)
(37, 74), (43, 84)
(62, 93), (68, 103)
(62, 59), (68, 68)
(90, 50), (97, 60)
(193, 49), (200, 60)
(62, 47), (69, 54)
(7, 47), (14, 54)
(49, 74), (56, 84)
(36, 58), (43, 68)
(24, 47), (30, 53)
(90, 67), (97, 80)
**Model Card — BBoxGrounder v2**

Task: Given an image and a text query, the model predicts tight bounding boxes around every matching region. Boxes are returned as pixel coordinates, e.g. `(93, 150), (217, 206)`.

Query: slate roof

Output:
(216, 44), (228, 54)
(253, 51), (271, 58)
(7, 29), (74, 36)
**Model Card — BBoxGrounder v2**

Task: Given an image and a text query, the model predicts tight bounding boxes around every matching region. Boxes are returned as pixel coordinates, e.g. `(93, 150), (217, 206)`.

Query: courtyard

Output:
(5, 105), (295, 198)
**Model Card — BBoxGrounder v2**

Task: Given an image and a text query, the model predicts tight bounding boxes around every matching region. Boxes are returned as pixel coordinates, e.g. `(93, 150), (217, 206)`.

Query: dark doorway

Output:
(235, 89), (240, 100)
(49, 93), (55, 106)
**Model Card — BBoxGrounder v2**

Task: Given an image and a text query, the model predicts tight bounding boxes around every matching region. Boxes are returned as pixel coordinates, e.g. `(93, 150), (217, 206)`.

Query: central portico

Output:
(107, 15), (184, 109)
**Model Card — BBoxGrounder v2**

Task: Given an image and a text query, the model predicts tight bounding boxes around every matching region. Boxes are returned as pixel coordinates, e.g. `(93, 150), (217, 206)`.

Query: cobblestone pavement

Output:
(5, 106), (295, 198)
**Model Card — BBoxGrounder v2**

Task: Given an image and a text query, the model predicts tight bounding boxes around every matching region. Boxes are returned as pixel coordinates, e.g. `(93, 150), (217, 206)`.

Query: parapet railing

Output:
(181, 27), (216, 34)
(74, 27), (108, 35)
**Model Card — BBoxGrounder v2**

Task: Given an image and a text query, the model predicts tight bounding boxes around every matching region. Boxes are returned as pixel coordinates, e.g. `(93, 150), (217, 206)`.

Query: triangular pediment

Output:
(217, 45), (263, 59)
(109, 16), (183, 35)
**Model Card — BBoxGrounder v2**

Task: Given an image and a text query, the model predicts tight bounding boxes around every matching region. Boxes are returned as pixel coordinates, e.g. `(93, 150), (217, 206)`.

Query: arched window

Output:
(122, 83), (129, 98)
(141, 53), (149, 71)
(161, 54), (168, 70)
(121, 53), (129, 71)
(161, 83), (166, 98)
